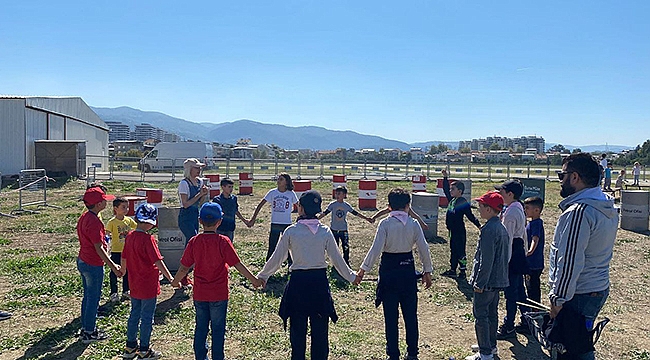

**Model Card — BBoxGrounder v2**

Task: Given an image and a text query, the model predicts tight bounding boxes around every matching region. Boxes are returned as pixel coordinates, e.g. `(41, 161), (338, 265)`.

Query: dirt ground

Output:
(0, 179), (649, 359)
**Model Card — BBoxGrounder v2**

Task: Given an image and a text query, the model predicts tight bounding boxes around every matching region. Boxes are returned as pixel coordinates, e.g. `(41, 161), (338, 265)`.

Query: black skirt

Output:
(278, 268), (337, 329)
(375, 252), (419, 307)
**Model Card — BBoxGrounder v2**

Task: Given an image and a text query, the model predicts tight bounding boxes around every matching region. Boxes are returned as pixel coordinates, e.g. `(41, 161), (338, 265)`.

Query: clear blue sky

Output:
(1, 1), (648, 146)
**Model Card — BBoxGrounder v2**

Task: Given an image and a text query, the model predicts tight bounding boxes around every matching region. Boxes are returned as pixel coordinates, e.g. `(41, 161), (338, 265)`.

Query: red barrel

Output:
(332, 174), (347, 198)
(412, 174), (427, 193)
(358, 180), (377, 210)
(239, 173), (253, 195)
(205, 174), (221, 198)
(436, 179), (450, 207)
(123, 195), (148, 216)
(136, 188), (163, 208)
(294, 180), (312, 199)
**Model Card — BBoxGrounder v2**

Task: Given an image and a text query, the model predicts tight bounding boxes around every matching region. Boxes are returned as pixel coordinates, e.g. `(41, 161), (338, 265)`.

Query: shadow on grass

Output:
(454, 276), (475, 301)
(503, 334), (551, 360)
(16, 317), (88, 360)
(328, 267), (351, 290)
(262, 273), (290, 298)
(154, 289), (191, 325)
(426, 235), (447, 244)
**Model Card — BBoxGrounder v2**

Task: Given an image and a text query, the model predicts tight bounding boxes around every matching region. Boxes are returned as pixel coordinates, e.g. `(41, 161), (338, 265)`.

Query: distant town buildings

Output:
(458, 135), (545, 154)
(107, 121), (181, 143)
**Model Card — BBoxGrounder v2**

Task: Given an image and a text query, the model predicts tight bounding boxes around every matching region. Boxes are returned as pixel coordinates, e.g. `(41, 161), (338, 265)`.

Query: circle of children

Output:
(76, 154), (616, 360)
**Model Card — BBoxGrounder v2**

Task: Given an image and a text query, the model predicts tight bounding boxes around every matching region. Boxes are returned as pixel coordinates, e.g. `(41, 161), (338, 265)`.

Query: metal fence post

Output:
(274, 155), (279, 178)
(507, 163), (511, 179)
(226, 156), (231, 177)
(250, 157), (255, 177)
(297, 153), (302, 180)
(487, 161), (492, 181)
(109, 156), (114, 180)
(319, 158), (324, 180)
(546, 158), (551, 180)
(469, 162), (473, 181)
(527, 164), (531, 178)
(363, 157), (368, 179)
(426, 159), (431, 180)
(383, 158), (388, 180)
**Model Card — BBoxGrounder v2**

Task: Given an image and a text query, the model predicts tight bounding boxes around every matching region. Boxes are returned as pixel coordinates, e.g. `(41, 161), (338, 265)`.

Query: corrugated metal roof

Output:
(0, 96), (107, 131)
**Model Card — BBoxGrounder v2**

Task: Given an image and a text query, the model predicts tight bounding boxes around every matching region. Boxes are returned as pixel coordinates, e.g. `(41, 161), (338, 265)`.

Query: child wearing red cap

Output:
(77, 187), (121, 344)
(466, 191), (510, 360)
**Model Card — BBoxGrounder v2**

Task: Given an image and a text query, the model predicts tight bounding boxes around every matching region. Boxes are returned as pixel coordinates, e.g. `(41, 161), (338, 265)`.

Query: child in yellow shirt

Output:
(105, 197), (137, 302)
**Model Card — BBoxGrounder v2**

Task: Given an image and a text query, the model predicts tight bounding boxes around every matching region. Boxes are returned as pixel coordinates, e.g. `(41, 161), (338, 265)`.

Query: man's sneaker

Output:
(441, 269), (457, 278)
(514, 322), (531, 334)
(0, 310), (12, 321)
(138, 348), (162, 359)
(81, 329), (109, 344)
(471, 344), (498, 355)
(496, 324), (516, 340)
(121, 291), (131, 301)
(110, 293), (120, 303)
(465, 352), (493, 360)
(122, 346), (138, 359)
(458, 270), (467, 278)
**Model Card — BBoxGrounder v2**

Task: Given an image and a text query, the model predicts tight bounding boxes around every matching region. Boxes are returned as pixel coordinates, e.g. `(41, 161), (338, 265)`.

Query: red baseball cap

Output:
(474, 191), (504, 212)
(83, 187), (116, 206)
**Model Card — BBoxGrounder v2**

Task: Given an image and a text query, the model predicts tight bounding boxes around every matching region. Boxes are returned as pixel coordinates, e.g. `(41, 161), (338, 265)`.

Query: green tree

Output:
(549, 144), (570, 154)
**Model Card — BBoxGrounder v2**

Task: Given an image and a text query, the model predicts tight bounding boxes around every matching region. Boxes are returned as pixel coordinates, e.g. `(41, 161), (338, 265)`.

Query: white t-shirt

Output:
(177, 178), (204, 205)
(600, 158), (607, 171)
(263, 188), (298, 224)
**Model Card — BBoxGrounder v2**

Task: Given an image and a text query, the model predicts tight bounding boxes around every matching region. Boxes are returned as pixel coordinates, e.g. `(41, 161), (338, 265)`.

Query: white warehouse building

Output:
(0, 96), (109, 177)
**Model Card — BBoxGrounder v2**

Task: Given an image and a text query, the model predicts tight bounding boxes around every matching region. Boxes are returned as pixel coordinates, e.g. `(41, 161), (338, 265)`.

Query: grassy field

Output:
(0, 178), (648, 359)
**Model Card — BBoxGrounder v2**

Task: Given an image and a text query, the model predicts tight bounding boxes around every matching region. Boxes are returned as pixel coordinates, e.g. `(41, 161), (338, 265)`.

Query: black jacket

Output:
(443, 177), (481, 232)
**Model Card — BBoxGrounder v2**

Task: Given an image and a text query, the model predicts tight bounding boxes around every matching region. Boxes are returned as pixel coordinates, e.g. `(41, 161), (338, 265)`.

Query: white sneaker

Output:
(470, 344), (498, 355)
(110, 293), (119, 303)
(465, 352), (493, 360)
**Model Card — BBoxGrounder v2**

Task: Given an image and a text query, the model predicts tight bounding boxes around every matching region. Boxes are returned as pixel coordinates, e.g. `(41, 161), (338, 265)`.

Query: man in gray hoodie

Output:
(549, 152), (619, 360)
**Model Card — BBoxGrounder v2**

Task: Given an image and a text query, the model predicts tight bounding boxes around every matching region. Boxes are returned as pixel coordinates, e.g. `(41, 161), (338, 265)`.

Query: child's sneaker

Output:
(81, 329), (109, 344)
(137, 348), (162, 359)
(122, 346), (138, 359)
(121, 291), (131, 301)
(180, 276), (193, 290)
(470, 344), (498, 355)
(496, 323), (516, 340)
(110, 293), (120, 303)
(441, 269), (457, 278)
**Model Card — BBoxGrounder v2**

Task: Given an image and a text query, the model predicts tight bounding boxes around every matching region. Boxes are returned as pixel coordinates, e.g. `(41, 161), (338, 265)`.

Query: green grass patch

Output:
(1, 252), (75, 275)
(0, 237), (12, 245)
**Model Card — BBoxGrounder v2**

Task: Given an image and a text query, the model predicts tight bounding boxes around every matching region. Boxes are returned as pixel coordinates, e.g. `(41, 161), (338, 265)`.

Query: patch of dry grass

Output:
(0, 178), (648, 359)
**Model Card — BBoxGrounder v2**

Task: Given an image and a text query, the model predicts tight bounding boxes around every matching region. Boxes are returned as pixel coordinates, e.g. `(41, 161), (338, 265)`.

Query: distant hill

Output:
(546, 143), (633, 153)
(92, 106), (636, 152)
(92, 106), (412, 150)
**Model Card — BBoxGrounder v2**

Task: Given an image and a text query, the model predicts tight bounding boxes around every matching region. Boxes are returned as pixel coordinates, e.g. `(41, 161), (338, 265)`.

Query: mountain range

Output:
(91, 106), (633, 152)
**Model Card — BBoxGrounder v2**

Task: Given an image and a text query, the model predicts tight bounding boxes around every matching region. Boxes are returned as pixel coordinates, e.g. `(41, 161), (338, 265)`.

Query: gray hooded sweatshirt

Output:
(548, 186), (619, 307)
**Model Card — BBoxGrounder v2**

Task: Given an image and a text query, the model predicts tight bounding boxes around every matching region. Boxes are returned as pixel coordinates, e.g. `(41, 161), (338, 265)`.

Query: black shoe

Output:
(458, 270), (467, 278)
(515, 322), (531, 334)
(441, 269), (457, 278)
(0, 310), (12, 321)
(81, 329), (109, 344)
(496, 324), (516, 340)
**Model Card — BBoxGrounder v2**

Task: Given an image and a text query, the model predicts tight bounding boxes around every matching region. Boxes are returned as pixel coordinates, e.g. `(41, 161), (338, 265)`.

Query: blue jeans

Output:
(473, 289), (499, 356)
(503, 272), (529, 328)
(194, 300), (228, 360)
(126, 297), (157, 351)
(559, 288), (610, 360)
(77, 257), (104, 333)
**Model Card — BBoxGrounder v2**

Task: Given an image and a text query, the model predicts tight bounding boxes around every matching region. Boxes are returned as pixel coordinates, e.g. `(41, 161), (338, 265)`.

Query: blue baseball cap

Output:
(134, 203), (158, 225)
(200, 202), (223, 222)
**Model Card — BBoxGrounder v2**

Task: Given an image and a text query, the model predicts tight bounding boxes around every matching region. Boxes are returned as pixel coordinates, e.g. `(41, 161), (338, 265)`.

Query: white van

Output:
(139, 142), (213, 172)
